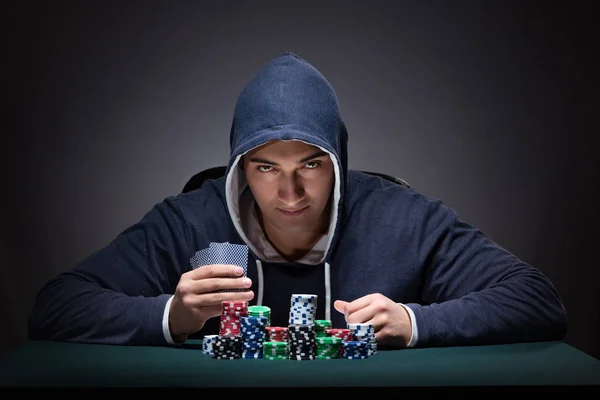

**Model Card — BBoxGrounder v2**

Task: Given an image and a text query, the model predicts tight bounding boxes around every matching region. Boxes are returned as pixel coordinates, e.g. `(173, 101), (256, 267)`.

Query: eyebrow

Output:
(248, 150), (328, 166)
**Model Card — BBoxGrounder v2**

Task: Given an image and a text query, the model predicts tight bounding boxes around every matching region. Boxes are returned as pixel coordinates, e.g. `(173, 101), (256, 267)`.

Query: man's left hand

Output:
(333, 293), (412, 348)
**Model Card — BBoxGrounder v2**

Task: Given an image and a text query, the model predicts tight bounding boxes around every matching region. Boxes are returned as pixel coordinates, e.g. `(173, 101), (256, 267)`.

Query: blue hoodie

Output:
(28, 52), (567, 348)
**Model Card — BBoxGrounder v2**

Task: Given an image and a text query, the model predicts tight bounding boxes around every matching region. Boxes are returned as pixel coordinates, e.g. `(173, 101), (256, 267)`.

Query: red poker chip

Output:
(266, 326), (289, 341)
(219, 313), (243, 335)
(325, 328), (350, 335)
(266, 327), (288, 333)
(222, 311), (248, 317)
(222, 301), (248, 308)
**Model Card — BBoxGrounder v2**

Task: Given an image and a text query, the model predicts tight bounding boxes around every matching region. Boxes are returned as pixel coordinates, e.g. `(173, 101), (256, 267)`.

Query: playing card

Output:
(189, 242), (249, 292)
(190, 247), (214, 269)
(209, 242), (248, 276)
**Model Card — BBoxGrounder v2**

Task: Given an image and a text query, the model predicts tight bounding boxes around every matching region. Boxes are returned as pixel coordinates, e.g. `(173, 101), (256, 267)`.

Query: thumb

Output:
(333, 300), (349, 315)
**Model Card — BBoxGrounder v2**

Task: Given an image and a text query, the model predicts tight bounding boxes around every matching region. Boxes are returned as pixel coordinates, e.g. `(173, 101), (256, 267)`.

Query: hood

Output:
(225, 51), (348, 263)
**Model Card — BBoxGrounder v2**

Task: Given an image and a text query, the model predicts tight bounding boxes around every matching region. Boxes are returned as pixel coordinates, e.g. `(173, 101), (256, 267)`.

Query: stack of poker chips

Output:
(240, 315), (268, 359)
(288, 294), (317, 325)
(314, 319), (339, 358)
(315, 335), (343, 359)
(348, 323), (377, 356)
(325, 328), (353, 341)
(288, 324), (316, 360)
(204, 297), (379, 361)
(262, 326), (289, 360)
(314, 319), (331, 338)
(219, 301), (248, 336)
(325, 328), (354, 357)
(265, 326), (288, 342)
(213, 334), (243, 359)
(262, 340), (288, 360)
(341, 340), (370, 359)
(202, 334), (219, 357)
(287, 294), (318, 360)
(248, 305), (271, 326)
(212, 301), (248, 359)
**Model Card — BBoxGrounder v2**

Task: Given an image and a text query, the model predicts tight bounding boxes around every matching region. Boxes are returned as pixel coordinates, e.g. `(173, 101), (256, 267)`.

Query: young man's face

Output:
(242, 140), (335, 237)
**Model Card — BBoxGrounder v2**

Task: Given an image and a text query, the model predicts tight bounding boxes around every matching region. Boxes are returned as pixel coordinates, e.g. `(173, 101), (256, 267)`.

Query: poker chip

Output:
(213, 334), (243, 359)
(248, 305), (271, 327)
(219, 301), (248, 336)
(204, 293), (378, 361)
(325, 328), (353, 338)
(240, 315), (268, 358)
(287, 324), (316, 360)
(341, 340), (370, 359)
(347, 322), (377, 356)
(263, 340), (289, 360)
(288, 294), (318, 326)
(315, 335), (342, 359)
(265, 326), (288, 342)
(202, 334), (219, 357)
(325, 328), (354, 356)
(314, 320), (332, 338)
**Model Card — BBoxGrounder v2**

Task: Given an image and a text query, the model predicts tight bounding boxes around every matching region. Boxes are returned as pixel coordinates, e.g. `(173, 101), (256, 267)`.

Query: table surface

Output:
(0, 340), (599, 389)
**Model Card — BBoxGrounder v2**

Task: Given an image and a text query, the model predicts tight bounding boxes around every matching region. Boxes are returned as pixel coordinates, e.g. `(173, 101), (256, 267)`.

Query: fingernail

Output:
(242, 278), (252, 287)
(234, 266), (243, 275)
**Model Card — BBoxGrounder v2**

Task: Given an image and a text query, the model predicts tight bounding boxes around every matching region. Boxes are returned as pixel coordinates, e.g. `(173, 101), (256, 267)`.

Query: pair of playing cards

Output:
(190, 242), (249, 292)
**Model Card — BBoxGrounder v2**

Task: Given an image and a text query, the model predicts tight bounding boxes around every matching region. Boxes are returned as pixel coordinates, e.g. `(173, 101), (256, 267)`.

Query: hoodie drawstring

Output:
(256, 259), (264, 306)
(324, 262), (331, 320)
(254, 259), (332, 321)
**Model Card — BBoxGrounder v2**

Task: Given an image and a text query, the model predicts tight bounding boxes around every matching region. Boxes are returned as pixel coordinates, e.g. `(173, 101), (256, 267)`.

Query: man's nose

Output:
(278, 174), (305, 203)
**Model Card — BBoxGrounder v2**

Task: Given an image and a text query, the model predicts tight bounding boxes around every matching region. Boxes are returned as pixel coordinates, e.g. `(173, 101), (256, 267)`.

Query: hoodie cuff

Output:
(162, 295), (186, 345)
(398, 303), (418, 348)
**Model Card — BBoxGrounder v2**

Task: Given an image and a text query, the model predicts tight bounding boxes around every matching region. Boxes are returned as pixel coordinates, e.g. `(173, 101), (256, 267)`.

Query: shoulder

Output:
(346, 170), (423, 204)
(345, 170), (453, 220)
(177, 176), (227, 207)
(151, 177), (229, 222)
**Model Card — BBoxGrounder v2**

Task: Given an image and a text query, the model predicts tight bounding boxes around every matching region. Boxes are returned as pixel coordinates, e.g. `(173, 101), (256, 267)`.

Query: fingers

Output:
(178, 275), (253, 297)
(179, 290), (255, 309)
(187, 264), (245, 280)
(170, 264), (253, 338)
(344, 294), (375, 315)
(176, 263), (254, 308)
(346, 304), (376, 325)
(333, 300), (349, 314)
(338, 294), (381, 325)
(181, 263), (251, 294)
(334, 298), (375, 325)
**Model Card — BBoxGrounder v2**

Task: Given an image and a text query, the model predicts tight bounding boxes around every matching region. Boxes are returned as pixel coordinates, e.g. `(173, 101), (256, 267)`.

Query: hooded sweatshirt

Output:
(27, 52), (567, 348)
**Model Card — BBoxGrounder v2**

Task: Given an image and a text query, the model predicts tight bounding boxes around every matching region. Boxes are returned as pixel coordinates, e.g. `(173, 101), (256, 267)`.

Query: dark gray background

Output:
(3, 0), (598, 361)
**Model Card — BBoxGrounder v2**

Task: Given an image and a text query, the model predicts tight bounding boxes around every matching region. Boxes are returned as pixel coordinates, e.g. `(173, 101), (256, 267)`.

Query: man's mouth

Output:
(278, 206), (307, 216)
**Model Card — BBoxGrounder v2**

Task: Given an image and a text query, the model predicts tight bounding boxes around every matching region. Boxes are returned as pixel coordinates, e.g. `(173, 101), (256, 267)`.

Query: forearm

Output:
(406, 271), (568, 347)
(410, 199), (568, 347)
(28, 276), (172, 346)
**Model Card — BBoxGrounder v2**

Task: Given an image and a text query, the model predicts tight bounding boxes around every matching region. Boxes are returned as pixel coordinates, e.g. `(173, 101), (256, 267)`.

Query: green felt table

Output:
(0, 340), (599, 390)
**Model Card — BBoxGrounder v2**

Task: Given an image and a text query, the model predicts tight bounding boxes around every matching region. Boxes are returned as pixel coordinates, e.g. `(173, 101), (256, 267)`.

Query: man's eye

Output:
(304, 161), (321, 169)
(257, 165), (273, 172)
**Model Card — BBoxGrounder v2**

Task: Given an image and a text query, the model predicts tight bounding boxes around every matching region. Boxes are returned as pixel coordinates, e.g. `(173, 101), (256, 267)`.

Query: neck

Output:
(257, 205), (329, 262)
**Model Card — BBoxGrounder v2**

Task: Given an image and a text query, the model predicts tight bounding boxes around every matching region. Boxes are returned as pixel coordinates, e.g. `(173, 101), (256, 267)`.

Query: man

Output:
(28, 52), (568, 349)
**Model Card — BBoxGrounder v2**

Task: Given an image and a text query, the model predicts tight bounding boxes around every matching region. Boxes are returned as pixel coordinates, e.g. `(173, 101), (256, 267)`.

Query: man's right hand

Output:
(168, 264), (254, 342)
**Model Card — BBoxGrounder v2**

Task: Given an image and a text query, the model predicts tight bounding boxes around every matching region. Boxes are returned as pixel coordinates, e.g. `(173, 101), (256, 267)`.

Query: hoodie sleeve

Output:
(404, 198), (568, 348)
(27, 196), (192, 346)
